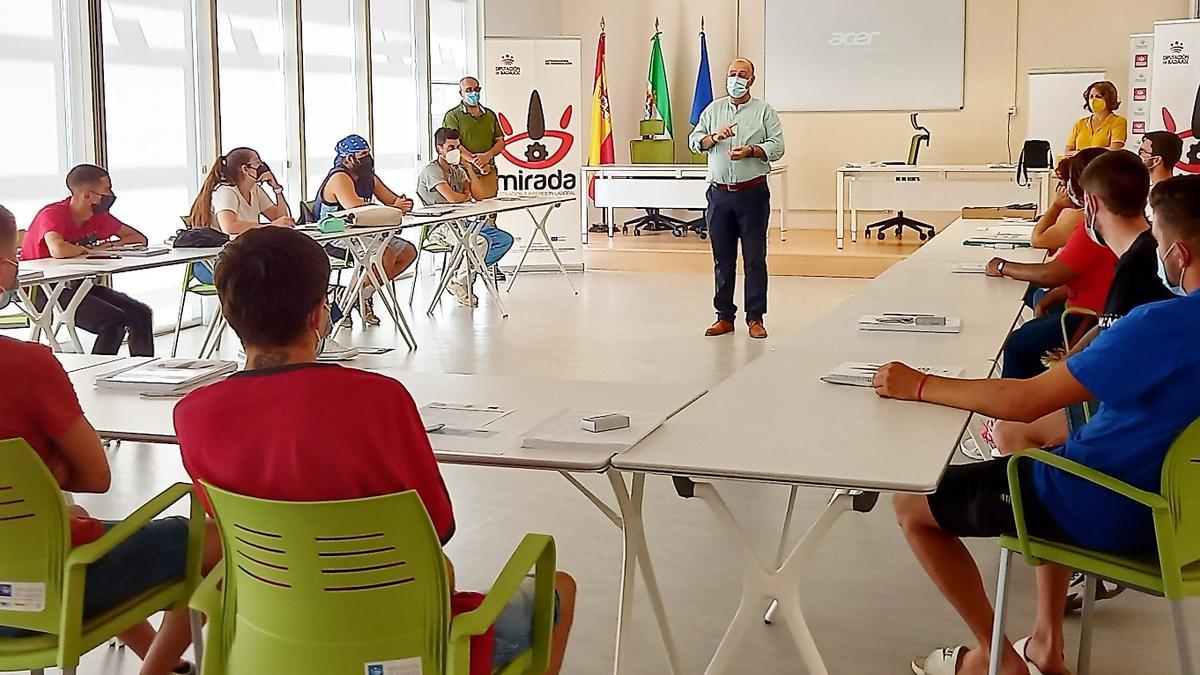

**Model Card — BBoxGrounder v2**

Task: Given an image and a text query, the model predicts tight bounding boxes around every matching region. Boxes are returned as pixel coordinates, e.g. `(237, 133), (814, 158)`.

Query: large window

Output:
(301, 0), (361, 194)
(0, 0), (73, 227)
(217, 0), (294, 197)
(370, 0), (420, 191)
(428, 0), (477, 133)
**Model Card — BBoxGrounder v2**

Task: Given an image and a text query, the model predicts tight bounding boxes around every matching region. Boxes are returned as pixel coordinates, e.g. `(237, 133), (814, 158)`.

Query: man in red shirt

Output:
(985, 220), (1117, 379)
(174, 227), (575, 674)
(0, 204), (219, 675)
(22, 164), (155, 356)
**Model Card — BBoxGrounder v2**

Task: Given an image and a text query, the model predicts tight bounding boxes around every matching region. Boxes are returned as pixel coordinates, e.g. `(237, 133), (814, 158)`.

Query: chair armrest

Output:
(448, 534), (556, 673)
(189, 567), (225, 616)
(66, 483), (197, 567)
(1007, 450), (1170, 563)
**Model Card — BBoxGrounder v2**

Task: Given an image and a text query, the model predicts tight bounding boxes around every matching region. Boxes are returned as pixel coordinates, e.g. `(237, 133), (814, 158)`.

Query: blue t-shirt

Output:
(1032, 290), (1200, 554)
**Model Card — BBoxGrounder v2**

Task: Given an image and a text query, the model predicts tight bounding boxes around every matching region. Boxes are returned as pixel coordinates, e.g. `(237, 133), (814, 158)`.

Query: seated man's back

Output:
(175, 362), (454, 542)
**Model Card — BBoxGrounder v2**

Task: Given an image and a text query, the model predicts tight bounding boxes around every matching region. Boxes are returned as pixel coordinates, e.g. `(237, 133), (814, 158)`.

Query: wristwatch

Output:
(997, 261), (1006, 276)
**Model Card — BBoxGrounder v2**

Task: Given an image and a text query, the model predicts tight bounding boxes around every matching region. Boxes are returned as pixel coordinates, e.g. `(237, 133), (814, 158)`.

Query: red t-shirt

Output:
(174, 363), (455, 542)
(20, 199), (125, 261)
(0, 337), (106, 546)
(1056, 224), (1117, 313)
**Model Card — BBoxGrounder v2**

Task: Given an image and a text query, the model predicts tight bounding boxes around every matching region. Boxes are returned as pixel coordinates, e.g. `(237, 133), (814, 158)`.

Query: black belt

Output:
(712, 175), (767, 192)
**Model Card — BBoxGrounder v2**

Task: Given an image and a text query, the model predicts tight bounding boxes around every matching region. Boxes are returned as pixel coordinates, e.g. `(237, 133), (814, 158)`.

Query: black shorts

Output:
(928, 456), (1069, 541)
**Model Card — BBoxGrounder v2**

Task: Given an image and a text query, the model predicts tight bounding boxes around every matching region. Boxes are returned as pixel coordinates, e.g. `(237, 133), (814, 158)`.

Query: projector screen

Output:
(764, 0), (966, 112)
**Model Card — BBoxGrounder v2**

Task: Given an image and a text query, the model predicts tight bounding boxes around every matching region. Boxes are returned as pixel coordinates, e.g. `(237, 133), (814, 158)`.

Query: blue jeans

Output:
(1001, 309), (1085, 379)
(0, 517), (189, 637)
(480, 225), (514, 267)
(192, 262), (214, 285)
(492, 577), (562, 668)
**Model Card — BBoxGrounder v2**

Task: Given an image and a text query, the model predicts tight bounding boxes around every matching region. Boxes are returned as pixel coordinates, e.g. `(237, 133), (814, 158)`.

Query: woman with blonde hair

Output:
(1065, 81), (1128, 155)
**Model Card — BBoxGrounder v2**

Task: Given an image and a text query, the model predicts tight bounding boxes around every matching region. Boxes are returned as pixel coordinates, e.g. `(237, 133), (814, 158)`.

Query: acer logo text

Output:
(829, 31), (880, 47)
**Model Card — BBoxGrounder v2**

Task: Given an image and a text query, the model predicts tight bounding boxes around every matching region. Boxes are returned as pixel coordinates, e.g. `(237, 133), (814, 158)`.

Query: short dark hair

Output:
(66, 164), (110, 194)
(214, 227), (330, 349)
(1150, 175), (1200, 244)
(0, 204), (15, 244)
(1057, 147), (1107, 197)
(434, 127), (461, 148)
(1144, 131), (1184, 171)
(1079, 150), (1150, 217)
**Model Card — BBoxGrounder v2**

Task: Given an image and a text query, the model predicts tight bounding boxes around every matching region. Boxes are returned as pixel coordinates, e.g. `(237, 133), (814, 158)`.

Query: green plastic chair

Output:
(989, 419), (1200, 675)
(170, 215), (219, 357)
(408, 223), (455, 305)
(192, 483), (557, 675)
(0, 438), (206, 674)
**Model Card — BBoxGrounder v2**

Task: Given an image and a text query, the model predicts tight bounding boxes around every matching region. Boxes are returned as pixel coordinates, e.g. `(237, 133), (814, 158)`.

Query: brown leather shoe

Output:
(748, 320), (768, 339)
(705, 319), (735, 337)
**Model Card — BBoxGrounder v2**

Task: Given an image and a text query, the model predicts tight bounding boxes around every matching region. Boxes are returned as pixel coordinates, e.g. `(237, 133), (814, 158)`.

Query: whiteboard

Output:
(764, 0), (965, 112)
(1026, 69), (1106, 157)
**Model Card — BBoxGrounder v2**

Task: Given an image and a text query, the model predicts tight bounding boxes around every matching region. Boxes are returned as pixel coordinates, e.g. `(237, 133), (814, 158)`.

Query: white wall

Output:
(484, 0), (563, 37)
(487, 0), (1190, 223)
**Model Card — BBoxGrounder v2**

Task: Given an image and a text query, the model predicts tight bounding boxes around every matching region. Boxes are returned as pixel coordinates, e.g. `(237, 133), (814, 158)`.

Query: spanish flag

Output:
(589, 18), (615, 201)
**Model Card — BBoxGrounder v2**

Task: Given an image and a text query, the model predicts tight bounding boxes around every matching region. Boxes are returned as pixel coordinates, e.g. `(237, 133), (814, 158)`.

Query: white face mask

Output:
(727, 75), (750, 99)
(444, 148), (462, 165)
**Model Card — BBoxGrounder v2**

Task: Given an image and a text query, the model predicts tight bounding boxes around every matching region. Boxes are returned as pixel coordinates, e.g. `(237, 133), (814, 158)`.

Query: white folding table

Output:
(582, 164), (791, 240)
(611, 216), (1048, 674)
(835, 164), (1055, 249)
(62, 358), (703, 675)
(15, 248), (224, 354)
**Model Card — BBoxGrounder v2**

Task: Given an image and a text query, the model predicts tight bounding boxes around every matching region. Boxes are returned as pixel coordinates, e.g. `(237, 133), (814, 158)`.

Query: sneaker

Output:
(446, 275), (475, 307)
(1066, 573), (1126, 613)
(363, 297), (381, 327)
(959, 435), (986, 461)
(339, 312), (354, 329)
(317, 337), (360, 362)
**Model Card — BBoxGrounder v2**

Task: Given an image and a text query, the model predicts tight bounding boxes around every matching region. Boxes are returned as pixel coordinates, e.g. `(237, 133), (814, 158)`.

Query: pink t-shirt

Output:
(20, 199), (124, 261)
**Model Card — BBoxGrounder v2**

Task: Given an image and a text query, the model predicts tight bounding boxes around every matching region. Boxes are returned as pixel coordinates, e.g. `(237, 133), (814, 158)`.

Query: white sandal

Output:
(912, 645), (967, 675)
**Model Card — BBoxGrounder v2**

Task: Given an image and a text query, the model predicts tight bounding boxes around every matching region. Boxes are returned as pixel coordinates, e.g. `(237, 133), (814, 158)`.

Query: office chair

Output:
(625, 119), (690, 236)
(864, 113), (937, 242)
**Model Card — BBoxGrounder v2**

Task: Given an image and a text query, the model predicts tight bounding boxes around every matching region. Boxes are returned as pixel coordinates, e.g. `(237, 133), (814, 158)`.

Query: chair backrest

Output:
(298, 200), (317, 225)
(0, 439), (71, 634)
(639, 118), (666, 138)
(1161, 418), (1200, 567)
(690, 151), (708, 165)
(630, 139), (674, 165)
(202, 484), (452, 674)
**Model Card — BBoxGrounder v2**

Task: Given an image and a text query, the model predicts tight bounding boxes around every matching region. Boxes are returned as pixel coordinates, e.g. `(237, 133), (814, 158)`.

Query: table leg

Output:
(54, 278), (92, 354)
(607, 207), (614, 238)
(679, 481), (877, 675)
(849, 177), (858, 244)
(508, 205), (576, 295)
(763, 485), (800, 624)
(778, 167), (789, 243)
(836, 171), (846, 250)
(18, 283), (68, 353)
(606, 470), (682, 675)
(426, 230), (469, 316)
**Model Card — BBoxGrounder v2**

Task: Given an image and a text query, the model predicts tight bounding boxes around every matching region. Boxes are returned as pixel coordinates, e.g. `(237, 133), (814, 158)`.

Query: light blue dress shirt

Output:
(688, 96), (785, 185)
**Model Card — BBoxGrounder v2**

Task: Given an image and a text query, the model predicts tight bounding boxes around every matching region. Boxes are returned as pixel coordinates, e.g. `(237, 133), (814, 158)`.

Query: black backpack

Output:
(172, 227), (229, 248)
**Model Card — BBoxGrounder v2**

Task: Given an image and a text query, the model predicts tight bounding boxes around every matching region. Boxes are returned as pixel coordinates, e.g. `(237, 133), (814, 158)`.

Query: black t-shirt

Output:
(1099, 230), (1174, 330)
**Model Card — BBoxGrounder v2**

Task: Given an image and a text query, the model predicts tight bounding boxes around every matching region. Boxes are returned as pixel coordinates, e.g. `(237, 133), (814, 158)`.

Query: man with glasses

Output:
(443, 76), (507, 201)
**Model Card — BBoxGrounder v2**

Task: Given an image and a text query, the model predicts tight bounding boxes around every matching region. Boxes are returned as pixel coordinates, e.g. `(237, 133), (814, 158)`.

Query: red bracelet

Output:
(916, 374), (931, 402)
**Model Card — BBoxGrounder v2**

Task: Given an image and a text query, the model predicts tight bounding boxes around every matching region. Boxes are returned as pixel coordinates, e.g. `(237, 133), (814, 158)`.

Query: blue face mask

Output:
(1157, 242), (1189, 297)
(727, 76), (749, 99)
(463, 91), (481, 106)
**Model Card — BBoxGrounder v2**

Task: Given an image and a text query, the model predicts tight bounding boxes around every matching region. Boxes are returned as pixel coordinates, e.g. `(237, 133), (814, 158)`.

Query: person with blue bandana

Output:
(690, 57), (785, 340)
(312, 134), (418, 327)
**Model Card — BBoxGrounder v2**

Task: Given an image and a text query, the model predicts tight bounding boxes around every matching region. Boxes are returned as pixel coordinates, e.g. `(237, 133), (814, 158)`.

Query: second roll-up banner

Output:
(1150, 19), (1200, 174)
(485, 37), (584, 270)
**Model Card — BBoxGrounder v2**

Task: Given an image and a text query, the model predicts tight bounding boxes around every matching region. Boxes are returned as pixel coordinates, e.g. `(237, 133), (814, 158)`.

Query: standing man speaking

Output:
(690, 58), (785, 339)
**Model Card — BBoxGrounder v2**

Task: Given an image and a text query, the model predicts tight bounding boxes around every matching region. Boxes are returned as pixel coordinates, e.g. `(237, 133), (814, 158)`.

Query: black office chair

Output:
(863, 113), (937, 242)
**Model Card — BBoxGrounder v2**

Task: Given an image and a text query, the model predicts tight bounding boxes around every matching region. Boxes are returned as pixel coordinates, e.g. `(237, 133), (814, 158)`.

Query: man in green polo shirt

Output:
(442, 76), (506, 199)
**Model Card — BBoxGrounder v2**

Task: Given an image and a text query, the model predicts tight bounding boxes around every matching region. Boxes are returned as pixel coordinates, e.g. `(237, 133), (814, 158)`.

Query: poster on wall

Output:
(1150, 20), (1200, 174)
(484, 37), (584, 270)
(1128, 33), (1155, 142)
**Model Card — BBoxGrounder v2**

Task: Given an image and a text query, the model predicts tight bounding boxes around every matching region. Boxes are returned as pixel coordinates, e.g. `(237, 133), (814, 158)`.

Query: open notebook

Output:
(822, 362), (965, 388)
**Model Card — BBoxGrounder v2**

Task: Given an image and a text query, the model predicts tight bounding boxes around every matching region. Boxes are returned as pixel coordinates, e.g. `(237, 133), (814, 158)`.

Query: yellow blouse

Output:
(1067, 113), (1128, 151)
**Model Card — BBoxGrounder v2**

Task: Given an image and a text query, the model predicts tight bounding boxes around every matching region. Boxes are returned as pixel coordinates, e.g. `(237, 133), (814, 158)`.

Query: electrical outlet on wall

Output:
(1007, 105), (1017, 117)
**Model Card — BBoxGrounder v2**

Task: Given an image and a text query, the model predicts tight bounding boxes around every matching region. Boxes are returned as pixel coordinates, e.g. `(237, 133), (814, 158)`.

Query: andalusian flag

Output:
(588, 19), (615, 200)
(645, 28), (673, 137)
